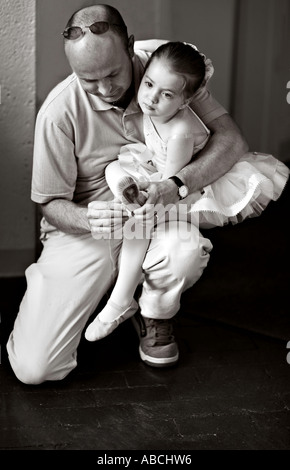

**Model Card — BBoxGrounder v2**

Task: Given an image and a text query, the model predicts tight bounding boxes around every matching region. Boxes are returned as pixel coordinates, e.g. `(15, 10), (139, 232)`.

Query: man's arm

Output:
(177, 113), (249, 192)
(41, 199), (90, 234)
(134, 39), (168, 53)
(41, 198), (128, 237)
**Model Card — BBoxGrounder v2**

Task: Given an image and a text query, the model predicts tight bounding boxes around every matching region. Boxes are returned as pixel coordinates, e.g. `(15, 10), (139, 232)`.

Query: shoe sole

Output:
(139, 345), (179, 368)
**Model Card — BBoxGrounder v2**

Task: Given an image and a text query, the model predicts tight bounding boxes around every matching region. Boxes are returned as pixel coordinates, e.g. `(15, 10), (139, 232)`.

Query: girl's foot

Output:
(117, 176), (147, 207)
(85, 298), (138, 341)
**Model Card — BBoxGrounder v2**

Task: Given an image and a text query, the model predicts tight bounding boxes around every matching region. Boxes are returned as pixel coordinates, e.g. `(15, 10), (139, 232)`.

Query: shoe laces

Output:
(146, 318), (175, 345)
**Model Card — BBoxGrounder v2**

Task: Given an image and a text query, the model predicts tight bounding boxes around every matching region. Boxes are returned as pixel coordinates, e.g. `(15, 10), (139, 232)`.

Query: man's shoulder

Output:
(39, 73), (80, 117)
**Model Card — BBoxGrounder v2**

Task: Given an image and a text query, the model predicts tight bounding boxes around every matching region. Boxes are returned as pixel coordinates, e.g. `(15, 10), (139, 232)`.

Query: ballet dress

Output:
(117, 110), (289, 228)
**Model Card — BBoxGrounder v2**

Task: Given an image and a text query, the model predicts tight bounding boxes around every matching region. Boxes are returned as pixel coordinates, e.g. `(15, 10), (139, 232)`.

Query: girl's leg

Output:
(105, 160), (130, 199)
(85, 236), (149, 341)
(111, 237), (150, 308)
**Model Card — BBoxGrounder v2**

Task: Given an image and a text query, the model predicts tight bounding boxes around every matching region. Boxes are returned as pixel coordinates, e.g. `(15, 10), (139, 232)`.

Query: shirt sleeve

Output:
(189, 86), (228, 126)
(31, 110), (77, 204)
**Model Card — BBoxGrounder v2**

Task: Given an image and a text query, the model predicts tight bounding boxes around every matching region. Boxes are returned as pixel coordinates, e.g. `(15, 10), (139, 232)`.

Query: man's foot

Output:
(132, 312), (179, 367)
(85, 299), (138, 341)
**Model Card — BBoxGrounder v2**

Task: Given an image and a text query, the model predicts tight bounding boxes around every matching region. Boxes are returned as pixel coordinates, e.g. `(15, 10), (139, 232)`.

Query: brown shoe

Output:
(132, 312), (179, 367)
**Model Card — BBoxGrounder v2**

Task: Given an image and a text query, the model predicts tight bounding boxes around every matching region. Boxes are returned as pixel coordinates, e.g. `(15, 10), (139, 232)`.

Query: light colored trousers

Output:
(7, 222), (212, 384)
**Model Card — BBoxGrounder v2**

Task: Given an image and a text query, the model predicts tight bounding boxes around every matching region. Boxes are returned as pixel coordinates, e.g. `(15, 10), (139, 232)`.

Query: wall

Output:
(170, 0), (237, 112)
(233, 0), (290, 160)
(0, 0), (36, 276)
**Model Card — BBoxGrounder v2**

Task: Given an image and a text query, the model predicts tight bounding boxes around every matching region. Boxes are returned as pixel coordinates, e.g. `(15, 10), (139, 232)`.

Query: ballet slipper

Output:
(85, 299), (138, 341)
(116, 176), (147, 207)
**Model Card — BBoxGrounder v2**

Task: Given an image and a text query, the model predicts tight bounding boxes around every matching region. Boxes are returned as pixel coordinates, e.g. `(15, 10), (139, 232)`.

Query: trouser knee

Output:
(8, 350), (51, 385)
(7, 333), (76, 385)
(140, 222), (213, 319)
(158, 222), (212, 285)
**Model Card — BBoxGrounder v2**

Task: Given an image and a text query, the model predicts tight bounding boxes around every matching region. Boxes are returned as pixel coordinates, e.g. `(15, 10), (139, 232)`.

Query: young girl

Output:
(85, 42), (289, 342)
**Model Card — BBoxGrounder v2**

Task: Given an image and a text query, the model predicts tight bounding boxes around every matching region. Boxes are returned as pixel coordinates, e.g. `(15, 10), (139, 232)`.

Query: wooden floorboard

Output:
(1, 316), (290, 451)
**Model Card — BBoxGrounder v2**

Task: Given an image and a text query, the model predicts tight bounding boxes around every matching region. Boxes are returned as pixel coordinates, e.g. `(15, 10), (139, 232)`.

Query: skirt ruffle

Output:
(183, 152), (289, 228)
(118, 143), (162, 181)
(118, 145), (289, 229)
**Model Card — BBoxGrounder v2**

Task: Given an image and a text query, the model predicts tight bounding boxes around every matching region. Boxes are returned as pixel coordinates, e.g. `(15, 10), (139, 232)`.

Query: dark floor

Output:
(1, 179), (290, 453)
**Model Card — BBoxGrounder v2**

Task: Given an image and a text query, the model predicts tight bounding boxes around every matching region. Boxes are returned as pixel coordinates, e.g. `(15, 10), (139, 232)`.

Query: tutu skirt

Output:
(118, 144), (289, 229)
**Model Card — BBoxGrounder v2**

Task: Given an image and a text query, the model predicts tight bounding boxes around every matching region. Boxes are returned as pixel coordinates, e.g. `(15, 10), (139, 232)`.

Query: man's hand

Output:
(87, 200), (129, 239)
(132, 179), (179, 221)
(140, 179), (179, 205)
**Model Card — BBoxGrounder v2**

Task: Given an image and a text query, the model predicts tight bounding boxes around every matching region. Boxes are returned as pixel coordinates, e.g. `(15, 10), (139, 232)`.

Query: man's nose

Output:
(98, 79), (112, 96)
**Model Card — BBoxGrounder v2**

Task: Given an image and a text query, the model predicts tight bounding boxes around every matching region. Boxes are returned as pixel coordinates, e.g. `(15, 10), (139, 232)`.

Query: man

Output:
(7, 4), (248, 384)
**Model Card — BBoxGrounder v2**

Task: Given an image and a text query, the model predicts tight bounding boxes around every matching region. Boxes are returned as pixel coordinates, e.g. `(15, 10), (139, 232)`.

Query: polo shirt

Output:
(31, 48), (227, 207)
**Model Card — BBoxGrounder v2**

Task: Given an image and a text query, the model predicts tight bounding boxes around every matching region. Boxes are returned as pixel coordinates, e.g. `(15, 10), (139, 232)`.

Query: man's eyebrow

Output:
(79, 69), (119, 82)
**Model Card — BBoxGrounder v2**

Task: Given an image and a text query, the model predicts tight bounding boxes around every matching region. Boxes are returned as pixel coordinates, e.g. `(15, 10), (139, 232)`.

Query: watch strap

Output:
(168, 176), (184, 188)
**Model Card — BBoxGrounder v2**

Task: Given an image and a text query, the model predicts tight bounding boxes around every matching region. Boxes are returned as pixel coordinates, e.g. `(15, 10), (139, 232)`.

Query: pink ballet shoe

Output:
(85, 299), (138, 341)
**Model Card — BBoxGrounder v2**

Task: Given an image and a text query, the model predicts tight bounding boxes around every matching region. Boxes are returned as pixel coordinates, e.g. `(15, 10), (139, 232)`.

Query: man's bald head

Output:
(63, 4), (135, 105)
(64, 4), (129, 49)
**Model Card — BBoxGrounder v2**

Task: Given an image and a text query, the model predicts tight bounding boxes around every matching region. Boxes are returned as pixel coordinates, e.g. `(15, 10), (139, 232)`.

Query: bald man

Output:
(7, 4), (248, 384)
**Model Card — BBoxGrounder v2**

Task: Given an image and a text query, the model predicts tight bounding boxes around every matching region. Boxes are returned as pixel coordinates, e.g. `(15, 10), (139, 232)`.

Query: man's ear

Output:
(128, 34), (135, 58)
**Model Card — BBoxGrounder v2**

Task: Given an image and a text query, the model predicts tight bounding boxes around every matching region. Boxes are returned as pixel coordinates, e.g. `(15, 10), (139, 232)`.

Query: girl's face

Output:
(137, 58), (188, 122)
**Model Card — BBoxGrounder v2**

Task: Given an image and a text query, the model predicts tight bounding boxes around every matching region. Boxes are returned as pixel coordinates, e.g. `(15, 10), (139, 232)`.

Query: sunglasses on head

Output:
(62, 21), (123, 40)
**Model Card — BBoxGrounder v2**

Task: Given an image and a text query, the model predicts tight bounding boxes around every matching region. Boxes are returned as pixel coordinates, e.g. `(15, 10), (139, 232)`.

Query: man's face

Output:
(67, 34), (133, 103)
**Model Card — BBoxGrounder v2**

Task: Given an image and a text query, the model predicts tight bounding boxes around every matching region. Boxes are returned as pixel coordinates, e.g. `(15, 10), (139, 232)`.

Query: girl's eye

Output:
(145, 81), (153, 88)
(163, 92), (173, 99)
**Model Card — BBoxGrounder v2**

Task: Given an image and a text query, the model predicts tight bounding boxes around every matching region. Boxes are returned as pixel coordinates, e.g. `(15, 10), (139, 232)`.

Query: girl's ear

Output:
(128, 35), (135, 58)
(179, 98), (192, 110)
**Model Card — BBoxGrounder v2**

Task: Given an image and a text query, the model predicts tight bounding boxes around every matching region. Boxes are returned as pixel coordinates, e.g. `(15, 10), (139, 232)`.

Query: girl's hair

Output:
(145, 42), (206, 99)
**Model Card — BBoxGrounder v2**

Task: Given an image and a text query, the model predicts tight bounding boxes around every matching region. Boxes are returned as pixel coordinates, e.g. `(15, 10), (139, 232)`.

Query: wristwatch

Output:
(168, 176), (189, 200)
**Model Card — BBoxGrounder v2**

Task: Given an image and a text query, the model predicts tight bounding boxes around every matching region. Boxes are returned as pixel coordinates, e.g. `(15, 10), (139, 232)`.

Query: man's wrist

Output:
(166, 178), (180, 201)
(168, 175), (189, 200)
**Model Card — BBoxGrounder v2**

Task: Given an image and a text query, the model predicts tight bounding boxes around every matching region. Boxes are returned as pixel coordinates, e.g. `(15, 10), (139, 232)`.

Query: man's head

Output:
(64, 4), (134, 104)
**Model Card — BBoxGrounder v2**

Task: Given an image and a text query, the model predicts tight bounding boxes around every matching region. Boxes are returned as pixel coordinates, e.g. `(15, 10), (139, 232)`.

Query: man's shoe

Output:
(132, 312), (179, 367)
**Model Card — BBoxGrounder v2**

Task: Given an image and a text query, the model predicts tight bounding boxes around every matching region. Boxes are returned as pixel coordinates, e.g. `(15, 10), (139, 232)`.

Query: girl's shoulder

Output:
(170, 107), (206, 137)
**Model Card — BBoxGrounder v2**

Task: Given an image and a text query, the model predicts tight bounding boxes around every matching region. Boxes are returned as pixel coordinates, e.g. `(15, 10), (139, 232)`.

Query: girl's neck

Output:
(150, 108), (181, 126)
(149, 108), (184, 141)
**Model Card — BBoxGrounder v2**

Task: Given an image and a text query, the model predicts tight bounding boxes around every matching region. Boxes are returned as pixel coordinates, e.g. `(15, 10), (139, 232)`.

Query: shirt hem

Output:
(31, 192), (73, 204)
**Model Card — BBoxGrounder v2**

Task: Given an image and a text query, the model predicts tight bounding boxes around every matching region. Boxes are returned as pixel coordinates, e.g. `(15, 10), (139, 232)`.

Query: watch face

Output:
(179, 185), (189, 199)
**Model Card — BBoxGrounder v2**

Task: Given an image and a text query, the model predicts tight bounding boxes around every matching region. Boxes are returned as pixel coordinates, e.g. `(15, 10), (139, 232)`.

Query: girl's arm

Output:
(134, 39), (168, 53)
(162, 135), (195, 180)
